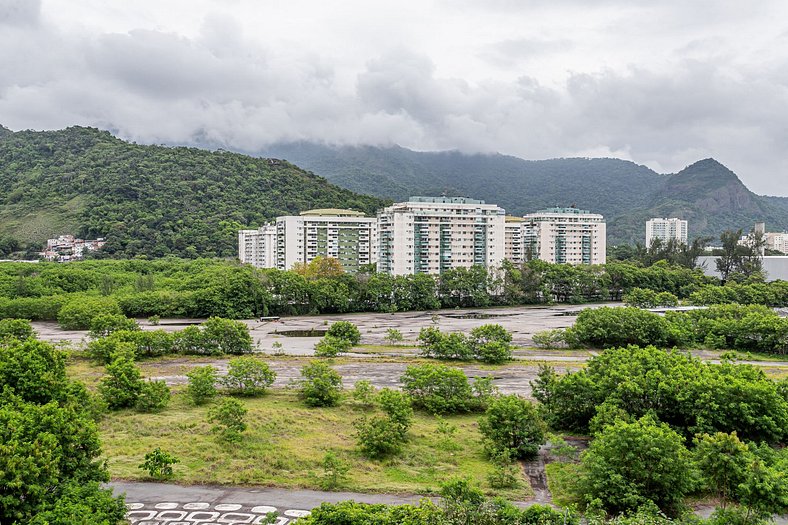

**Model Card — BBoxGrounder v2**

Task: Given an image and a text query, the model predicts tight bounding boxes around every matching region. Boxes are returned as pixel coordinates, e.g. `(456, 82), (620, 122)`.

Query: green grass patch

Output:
(98, 389), (533, 499)
(545, 462), (582, 508)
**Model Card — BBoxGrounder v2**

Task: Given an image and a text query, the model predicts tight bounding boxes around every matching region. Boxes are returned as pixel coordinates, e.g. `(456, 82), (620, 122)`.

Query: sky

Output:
(1, 0), (787, 195)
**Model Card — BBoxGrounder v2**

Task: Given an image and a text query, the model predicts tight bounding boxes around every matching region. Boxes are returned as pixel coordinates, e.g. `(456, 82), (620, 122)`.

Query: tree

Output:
(693, 432), (752, 509)
(88, 313), (139, 339)
(319, 451), (350, 490)
(138, 448), (179, 480)
(98, 349), (143, 410)
(355, 388), (413, 458)
(297, 361), (343, 407)
(135, 380), (171, 413)
(314, 335), (352, 357)
(577, 416), (693, 516)
(200, 317), (253, 354)
(57, 297), (123, 330)
(186, 365), (218, 405)
(468, 324), (513, 364)
(400, 364), (477, 414)
(325, 320), (361, 345)
(479, 395), (546, 459)
(208, 398), (248, 442)
(293, 256), (345, 280)
(221, 357), (276, 396)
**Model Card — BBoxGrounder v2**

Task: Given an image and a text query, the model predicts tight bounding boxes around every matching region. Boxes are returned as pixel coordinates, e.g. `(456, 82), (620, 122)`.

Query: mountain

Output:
(0, 127), (386, 258)
(259, 143), (788, 244)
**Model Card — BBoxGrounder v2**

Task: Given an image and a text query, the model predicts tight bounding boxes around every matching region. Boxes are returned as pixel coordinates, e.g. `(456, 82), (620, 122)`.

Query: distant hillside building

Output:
(41, 234), (106, 262)
(522, 207), (606, 265)
(238, 225), (277, 268)
(504, 216), (525, 265)
(765, 232), (788, 254)
(646, 217), (688, 246)
(275, 209), (377, 273)
(377, 196), (505, 275)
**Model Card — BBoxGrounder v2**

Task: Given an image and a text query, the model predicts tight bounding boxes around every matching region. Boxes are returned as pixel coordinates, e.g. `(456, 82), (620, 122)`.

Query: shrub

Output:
(469, 324), (513, 364)
(98, 349), (143, 409)
(532, 328), (568, 349)
(221, 356), (276, 396)
(135, 379), (171, 413)
(298, 361), (343, 407)
(487, 449), (521, 489)
(113, 329), (175, 359)
(319, 451), (350, 491)
(384, 328), (404, 345)
(201, 317), (253, 354)
(172, 325), (212, 355)
(186, 365), (218, 405)
(0, 318), (35, 341)
(417, 327), (472, 360)
(572, 307), (672, 348)
(351, 380), (375, 406)
(325, 321), (361, 345)
(400, 364), (476, 414)
(148, 315), (161, 325)
(57, 297), (122, 330)
(139, 448), (179, 480)
(88, 314), (139, 339)
(479, 394), (546, 459)
(355, 389), (413, 458)
(208, 398), (248, 442)
(314, 335), (352, 357)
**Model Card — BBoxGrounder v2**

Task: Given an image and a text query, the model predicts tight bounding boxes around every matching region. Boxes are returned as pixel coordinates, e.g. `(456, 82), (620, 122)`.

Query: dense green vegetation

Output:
(260, 143), (788, 244)
(0, 126), (385, 257)
(0, 258), (716, 322)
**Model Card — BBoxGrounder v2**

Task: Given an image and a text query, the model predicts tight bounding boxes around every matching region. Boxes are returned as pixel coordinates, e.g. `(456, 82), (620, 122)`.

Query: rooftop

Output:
(408, 196), (485, 205)
(300, 208), (366, 217)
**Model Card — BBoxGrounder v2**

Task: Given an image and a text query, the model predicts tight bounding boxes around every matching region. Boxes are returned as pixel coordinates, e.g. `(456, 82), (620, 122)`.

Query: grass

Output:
(97, 389), (533, 499)
(545, 462), (582, 508)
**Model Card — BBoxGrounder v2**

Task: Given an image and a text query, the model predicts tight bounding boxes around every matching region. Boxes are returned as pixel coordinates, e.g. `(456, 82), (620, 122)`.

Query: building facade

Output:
(377, 196), (505, 275)
(522, 207), (606, 265)
(41, 234), (106, 262)
(238, 225), (277, 268)
(766, 232), (788, 254)
(275, 209), (377, 273)
(645, 217), (688, 246)
(504, 216), (525, 265)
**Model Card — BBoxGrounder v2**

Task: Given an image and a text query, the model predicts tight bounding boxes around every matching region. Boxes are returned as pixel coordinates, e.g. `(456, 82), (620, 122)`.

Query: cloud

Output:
(0, 1), (787, 195)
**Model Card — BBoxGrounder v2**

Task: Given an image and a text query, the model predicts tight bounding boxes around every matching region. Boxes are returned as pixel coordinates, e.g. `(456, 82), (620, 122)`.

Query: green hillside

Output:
(0, 127), (386, 258)
(259, 143), (788, 244)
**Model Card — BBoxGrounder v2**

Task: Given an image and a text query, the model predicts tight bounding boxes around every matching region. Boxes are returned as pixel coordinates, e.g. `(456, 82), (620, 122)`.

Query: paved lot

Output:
(113, 481), (421, 524)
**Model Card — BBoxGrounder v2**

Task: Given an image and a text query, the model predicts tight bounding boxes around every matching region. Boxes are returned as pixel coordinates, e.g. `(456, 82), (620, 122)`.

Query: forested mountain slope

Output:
(260, 143), (788, 244)
(0, 127), (386, 258)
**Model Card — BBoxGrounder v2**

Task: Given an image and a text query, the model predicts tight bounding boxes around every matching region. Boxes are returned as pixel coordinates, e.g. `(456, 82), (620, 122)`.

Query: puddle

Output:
(441, 312), (516, 320)
(273, 329), (328, 337)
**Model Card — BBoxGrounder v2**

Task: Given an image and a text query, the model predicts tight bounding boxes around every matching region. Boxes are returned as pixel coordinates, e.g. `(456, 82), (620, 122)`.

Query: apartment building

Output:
(377, 196), (505, 275)
(766, 232), (788, 254)
(504, 216), (525, 265)
(40, 234), (106, 262)
(238, 225), (277, 268)
(276, 209), (377, 273)
(645, 217), (688, 246)
(522, 207), (606, 265)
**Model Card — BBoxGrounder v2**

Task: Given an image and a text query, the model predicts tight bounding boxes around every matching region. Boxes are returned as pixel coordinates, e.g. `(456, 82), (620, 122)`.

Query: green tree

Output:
(138, 448), (179, 480)
(200, 317), (253, 354)
(208, 398), (248, 442)
(468, 324), (514, 364)
(186, 365), (218, 405)
(221, 356), (276, 396)
(98, 349), (143, 410)
(578, 416), (694, 516)
(319, 451), (350, 491)
(88, 313), (139, 338)
(400, 364), (476, 414)
(297, 361), (343, 407)
(325, 320), (361, 345)
(135, 379), (171, 413)
(479, 394), (546, 459)
(355, 389), (413, 459)
(314, 335), (352, 357)
(693, 432), (752, 509)
(57, 297), (122, 330)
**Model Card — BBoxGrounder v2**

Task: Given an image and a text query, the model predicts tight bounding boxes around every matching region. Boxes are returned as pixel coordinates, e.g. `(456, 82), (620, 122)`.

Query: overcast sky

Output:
(1, 0), (787, 195)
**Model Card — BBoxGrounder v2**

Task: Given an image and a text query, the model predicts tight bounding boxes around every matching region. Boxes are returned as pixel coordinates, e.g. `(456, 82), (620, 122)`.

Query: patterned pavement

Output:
(125, 501), (310, 524)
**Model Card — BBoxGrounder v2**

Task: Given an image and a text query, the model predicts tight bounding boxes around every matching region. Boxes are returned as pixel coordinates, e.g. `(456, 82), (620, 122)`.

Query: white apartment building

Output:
(765, 232), (788, 254)
(645, 218), (688, 246)
(377, 196), (505, 275)
(238, 225), (277, 268)
(504, 216), (525, 265)
(522, 207), (606, 265)
(276, 209), (377, 273)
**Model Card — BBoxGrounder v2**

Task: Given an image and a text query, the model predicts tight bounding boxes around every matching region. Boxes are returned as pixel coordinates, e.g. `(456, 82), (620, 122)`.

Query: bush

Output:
(325, 321), (361, 345)
(319, 451), (350, 490)
(0, 318), (35, 341)
(469, 324), (513, 364)
(532, 328), (568, 349)
(400, 364), (476, 414)
(57, 297), (122, 330)
(298, 361), (343, 407)
(208, 398), (248, 442)
(186, 365), (218, 405)
(221, 357), (276, 396)
(417, 326), (472, 360)
(135, 379), (171, 412)
(351, 379), (375, 406)
(479, 394), (546, 459)
(384, 328), (404, 345)
(139, 448), (179, 480)
(573, 307), (672, 348)
(355, 389), (413, 458)
(148, 315), (161, 325)
(201, 317), (253, 354)
(314, 335), (352, 357)
(112, 329), (175, 359)
(487, 449), (521, 489)
(98, 349), (143, 409)
(88, 313), (139, 338)
(172, 325), (212, 355)
(577, 416), (694, 516)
